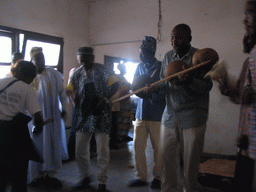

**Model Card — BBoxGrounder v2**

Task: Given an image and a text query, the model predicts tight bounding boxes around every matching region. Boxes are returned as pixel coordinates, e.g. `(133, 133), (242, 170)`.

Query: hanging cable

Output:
(156, 0), (162, 44)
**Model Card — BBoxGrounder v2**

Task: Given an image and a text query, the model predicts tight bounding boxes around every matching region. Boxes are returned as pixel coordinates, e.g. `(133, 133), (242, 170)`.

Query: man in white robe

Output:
(27, 47), (68, 188)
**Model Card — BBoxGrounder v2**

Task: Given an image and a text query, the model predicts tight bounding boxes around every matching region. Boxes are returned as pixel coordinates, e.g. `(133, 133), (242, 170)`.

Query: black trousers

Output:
(233, 153), (254, 192)
(67, 107), (77, 159)
(0, 115), (38, 192)
(0, 152), (28, 192)
(109, 111), (118, 147)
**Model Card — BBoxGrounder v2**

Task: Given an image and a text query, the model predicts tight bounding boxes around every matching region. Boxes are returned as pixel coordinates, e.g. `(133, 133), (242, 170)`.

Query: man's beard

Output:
(243, 32), (256, 53)
(140, 53), (155, 65)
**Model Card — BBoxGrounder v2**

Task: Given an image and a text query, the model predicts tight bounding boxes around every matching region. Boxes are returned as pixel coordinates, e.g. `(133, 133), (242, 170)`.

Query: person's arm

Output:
(106, 74), (120, 99)
(144, 54), (168, 94)
(31, 111), (44, 133)
(25, 84), (52, 133)
(219, 58), (250, 104)
(66, 68), (77, 106)
(95, 72), (120, 112)
(218, 71), (240, 103)
(59, 82), (68, 118)
(133, 64), (141, 79)
(54, 69), (69, 117)
(69, 70), (80, 107)
(66, 84), (76, 105)
(182, 75), (213, 94)
(32, 111), (53, 133)
(108, 81), (119, 99)
(95, 82), (120, 111)
(144, 76), (166, 95)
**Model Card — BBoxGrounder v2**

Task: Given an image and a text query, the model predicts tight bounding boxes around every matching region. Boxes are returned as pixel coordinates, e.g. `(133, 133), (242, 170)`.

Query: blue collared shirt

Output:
(160, 46), (213, 129)
(134, 59), (166, 121)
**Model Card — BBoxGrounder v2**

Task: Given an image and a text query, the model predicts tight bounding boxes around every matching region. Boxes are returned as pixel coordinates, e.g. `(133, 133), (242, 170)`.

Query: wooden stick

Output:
(112, 59), (212, 103)
(150, 64), (161, 78)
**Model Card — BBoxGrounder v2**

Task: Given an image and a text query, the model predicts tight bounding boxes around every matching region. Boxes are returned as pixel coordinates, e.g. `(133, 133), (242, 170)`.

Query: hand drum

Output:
(131, 74), (153, 99)
(164, 60), (188, 85)
(192, 48), (219, 74)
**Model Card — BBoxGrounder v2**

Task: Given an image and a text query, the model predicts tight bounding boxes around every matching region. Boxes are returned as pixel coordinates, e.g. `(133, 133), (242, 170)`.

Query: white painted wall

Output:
(89, 0), (248, 155)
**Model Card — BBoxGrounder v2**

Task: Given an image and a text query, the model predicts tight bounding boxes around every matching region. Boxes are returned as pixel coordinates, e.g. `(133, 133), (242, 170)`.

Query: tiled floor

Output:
(6, 130), (224, 192)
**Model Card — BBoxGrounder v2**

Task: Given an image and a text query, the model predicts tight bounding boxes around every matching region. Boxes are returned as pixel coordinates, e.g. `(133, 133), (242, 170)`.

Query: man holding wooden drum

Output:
(160, 24), (213, 192)
(128, 36), (165, 189)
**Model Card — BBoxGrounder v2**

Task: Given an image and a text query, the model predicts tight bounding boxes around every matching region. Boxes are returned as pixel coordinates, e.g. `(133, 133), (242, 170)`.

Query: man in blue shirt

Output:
(128, 36), (165, 189)
(160, 24), (213, 192)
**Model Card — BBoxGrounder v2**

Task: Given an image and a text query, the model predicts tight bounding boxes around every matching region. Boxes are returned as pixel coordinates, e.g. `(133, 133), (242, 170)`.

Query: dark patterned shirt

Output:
(70, 63), (112, 134)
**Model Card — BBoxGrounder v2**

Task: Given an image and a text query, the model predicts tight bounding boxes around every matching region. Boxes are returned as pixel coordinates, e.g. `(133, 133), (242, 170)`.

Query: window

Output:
(113, 61), (138, 84)
(104, 55), (139, 84)
(0, 36), (12, 63)
(0, 25), (64, 78)
(24, 40), (61, 67)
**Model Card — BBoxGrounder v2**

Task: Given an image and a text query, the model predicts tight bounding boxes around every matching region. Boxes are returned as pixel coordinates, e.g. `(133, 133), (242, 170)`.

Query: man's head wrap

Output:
(30, 47), (43, 59)
(140, 36), (157, 53)
(77, 47), (93, 55)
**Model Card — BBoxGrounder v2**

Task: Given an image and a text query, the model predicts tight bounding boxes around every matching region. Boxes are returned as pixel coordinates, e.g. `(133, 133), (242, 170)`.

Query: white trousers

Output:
(134, 119), (162, 181)
(161, 123), (206, 192)
(76, 131), (110, 184)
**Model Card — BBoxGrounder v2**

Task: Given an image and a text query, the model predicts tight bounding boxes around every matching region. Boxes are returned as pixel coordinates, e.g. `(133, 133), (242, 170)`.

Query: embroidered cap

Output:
(77, 47), (93, 55)
(30, 47), (43, 59)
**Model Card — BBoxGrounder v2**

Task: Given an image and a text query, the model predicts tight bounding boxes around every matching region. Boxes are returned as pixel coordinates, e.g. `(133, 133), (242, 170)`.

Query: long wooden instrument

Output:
(112, 59), (212, 103)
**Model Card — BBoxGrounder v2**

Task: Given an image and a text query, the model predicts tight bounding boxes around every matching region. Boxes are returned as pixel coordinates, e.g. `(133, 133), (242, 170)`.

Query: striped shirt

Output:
(238, 45), (256, 159)
(160, 46), (213, 129)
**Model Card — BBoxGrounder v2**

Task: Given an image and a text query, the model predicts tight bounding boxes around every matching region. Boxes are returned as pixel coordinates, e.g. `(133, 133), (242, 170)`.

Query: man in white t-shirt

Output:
(0, 61), (44, 192)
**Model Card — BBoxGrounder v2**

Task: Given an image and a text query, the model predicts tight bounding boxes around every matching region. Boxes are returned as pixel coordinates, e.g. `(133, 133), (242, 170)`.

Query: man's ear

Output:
(189, 35), (192, 43)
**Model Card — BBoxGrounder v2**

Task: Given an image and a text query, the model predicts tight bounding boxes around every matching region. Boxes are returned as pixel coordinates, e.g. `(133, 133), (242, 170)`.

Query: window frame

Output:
(0, 25), (64, 73)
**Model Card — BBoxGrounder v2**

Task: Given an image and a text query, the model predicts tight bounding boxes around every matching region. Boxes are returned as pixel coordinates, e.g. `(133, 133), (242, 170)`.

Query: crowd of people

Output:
(1, 0), (256, 192)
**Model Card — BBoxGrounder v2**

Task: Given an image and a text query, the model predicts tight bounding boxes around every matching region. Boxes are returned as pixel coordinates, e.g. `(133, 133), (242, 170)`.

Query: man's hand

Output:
(61, 110), (66, 118)
(32, 111), (44, 134)
(116, 89), (130, 102)
(217, 72), (230, 96)
(32, 117), (53, 134)
(177, 65), (192, 84)
(144, 84), (159, 94)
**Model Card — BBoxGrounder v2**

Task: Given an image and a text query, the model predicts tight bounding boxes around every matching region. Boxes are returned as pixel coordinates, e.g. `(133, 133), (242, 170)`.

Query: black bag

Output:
(0, 113), (43, 163)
